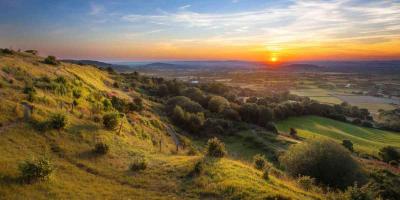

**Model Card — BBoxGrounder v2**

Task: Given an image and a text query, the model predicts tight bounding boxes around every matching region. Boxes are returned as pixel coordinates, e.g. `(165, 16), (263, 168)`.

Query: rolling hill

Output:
(0, 51), (322, 199)
(277, 115), (400, 155)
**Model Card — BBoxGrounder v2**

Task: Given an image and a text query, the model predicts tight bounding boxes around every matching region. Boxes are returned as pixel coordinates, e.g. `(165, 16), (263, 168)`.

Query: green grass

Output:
(277, 115), (400, 155)
(0, 53), (320, 199)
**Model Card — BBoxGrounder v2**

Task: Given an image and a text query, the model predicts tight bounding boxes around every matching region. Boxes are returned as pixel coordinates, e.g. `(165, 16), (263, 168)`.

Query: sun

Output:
(270, 56), (278, 62)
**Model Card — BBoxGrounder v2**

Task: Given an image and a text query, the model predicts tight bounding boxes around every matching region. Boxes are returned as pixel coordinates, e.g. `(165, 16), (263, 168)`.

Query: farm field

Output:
(277, 115), (400, 155)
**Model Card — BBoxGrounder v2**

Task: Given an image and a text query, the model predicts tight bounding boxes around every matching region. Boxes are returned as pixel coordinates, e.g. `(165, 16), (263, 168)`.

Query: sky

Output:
(0, 0), (400, 62)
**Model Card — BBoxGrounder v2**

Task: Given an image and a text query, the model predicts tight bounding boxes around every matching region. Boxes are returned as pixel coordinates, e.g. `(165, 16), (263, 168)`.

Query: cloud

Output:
(179, 4), (191, 10)
(89, 2), (104, 15)
(120, 0), (400, 48)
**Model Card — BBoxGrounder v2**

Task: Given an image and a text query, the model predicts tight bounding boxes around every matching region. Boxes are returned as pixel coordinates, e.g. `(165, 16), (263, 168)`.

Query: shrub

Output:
(103, 99), (112, 111)
(343, 184), (373, 200)
(367, 169), (400, 200)
(258, 106), (273, 125)
(289, 128), (297, 137)
(190, 160), (205, 177)
(1, 48), (13, 54)
(187, 112), (205, 132)
(265, 122), (278, 134)
(262, 169), (269, 180)
(296, 176), (315, 191)
(19, 157), (54, 183)
(103, 113), (119, 130)
(25, 50), (38, 55)
(208, 96), (229, 113)
(342, 140), (354, 152)
(352, 118), (362, 125)
(133, 97), (144, 111)
(280, 138), (363, 189)
(206, 137), (227, 158)
(94, 142), (109, 155)
(44, 55), (59, 65)
(379, 146), (400, 163)
(49, 113), (67, 130)
(130, 157), (147, 171)
(253, 154), (266, 170)
(222, 108), (241, 121)
(361, 121), (373, 128)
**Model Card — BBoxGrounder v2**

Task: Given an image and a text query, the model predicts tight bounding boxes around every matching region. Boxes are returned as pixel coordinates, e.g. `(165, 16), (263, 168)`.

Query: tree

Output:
(44, 55), (59, 65)
(49, 113), (67, 130)
(19, 157), (54, 183)
(280, 138), (363, 189)
(239, 103), (259, 123)
(208, 96), (230, 113)
(187, 112), (205, 133)
(222, 108), (241, 121)
(103, 113), (119, 130)
(171, 105), (186, 124)
(258, 106), (273, 125)
(379, 146), (400, 163)
(289, 128), (297, 137)
(206, 137), (227, 158)
(342, 140), (354, 152)
(253, 154), (267, 170)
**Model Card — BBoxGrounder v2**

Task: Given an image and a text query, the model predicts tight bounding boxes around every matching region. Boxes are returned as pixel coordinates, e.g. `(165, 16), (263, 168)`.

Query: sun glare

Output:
(270, 56), (278, 62)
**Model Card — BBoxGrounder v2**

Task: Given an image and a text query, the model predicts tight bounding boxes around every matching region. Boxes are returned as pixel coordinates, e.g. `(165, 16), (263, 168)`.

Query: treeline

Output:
(130, 76), (375, 135)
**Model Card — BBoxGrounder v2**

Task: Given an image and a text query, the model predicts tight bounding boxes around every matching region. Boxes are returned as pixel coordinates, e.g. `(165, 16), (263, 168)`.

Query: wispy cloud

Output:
(179, 4), (191, 10)
(89, 2), (104, 15)
(121, 0), (400, 48)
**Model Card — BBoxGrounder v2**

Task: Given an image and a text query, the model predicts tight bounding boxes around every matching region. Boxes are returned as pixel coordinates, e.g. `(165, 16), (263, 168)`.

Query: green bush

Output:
(190, 160), (205, 177)
(262, 169), (269, 180)
(265, 122), (278, 134)
(94, 142), (109, 155)
(379, 146), (400, 163)
(19, 157), (55, 183)
(342, 140), (354, 152)
(289, 128), (297, 137)
(253, 154), (266, 170)
(280, 138), (363, 189)
(44, 55), (59, 65)
(103, 113), (119, 130)
(130, 157), (147, 171)
(49, 113), (67, 130)
(206, 137), (227, 158)
(296, 176), (315, 191)
(343, 184), (373, 200)
(208, 95), (229, 113)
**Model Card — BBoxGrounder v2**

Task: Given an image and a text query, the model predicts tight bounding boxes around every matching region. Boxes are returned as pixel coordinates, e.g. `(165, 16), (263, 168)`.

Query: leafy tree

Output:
(265, 122), (278, 134)
(342, 140), (354, 152)
(94, 142), (109, 155)
(103, 113), (120, 130)
(103, 99), (112, 111)
(239, 103), (259, 123)
(182, 87), (207, 106)
(49, 113), (67, 130)
(208, 95), (230, 113)
(206, 137), (227, 158)
(258, 106), (273, 125)
(289, 128), (297, 137)
(379, 146), (400, 163)
(44, 55), (59, 65)
(222, 108), (241, 121)
(253, 154), (267, 170)
(19, 157), (54, 183)
(187, 112), (205, 132)
(280, 138), (363, 189)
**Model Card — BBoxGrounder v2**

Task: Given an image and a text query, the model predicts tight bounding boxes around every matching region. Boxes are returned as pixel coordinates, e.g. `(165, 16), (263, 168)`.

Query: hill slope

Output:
(0, 52), (320, 199)
(277, 115), (400, 155)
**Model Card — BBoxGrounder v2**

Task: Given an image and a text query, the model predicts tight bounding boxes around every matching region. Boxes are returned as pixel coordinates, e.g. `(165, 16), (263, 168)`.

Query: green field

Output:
(277, 115), (400, 155)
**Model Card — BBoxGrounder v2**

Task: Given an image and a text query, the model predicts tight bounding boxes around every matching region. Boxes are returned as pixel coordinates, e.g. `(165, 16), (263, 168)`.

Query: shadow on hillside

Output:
(77, 150), (103, 160)
(0, 173), (20, 185)
(68, 124), (99, 134)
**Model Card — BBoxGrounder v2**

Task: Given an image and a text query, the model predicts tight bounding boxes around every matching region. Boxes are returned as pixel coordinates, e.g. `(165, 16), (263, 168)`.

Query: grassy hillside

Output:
(0, 52), (322, 199)
(277, 115), (400, 155)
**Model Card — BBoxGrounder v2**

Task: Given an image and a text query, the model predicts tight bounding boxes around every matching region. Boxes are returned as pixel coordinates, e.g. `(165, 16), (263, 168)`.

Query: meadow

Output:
(277, 115), (400, 155)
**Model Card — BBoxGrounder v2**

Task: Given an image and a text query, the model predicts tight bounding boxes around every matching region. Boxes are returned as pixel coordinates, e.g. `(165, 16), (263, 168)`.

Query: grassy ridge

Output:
(0, 53), (320, 199)
(277, 115), (400, 154)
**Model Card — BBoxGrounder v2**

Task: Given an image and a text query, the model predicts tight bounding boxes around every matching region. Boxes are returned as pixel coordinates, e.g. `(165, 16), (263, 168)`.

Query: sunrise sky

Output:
(1, 0), (400, 62)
